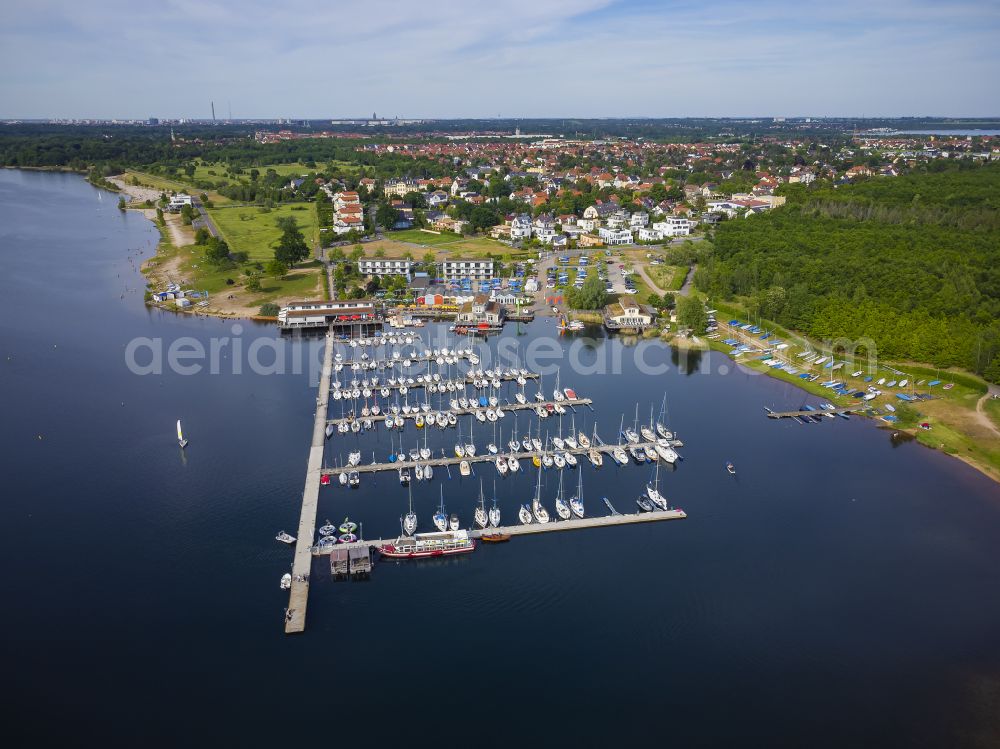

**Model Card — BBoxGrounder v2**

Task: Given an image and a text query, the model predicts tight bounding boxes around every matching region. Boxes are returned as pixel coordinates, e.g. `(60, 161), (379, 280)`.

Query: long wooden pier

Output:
(310, 508), (687, 555)
(321, 438), (665, 477)
(326, 398), (594, 428)
(285, 329), (335, 635)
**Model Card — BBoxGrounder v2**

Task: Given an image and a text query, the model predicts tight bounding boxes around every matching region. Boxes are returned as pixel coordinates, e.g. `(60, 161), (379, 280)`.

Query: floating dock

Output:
(766, 406), (853, 419)
(311, 508), (687, 556)
(321, 437), (668, 477)
(326, 398), (593, 428)
(331, 372), (539, 396)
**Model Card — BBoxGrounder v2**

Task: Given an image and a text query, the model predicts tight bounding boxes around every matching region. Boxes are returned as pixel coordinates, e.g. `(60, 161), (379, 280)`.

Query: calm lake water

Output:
(2, 169), (1000, 747)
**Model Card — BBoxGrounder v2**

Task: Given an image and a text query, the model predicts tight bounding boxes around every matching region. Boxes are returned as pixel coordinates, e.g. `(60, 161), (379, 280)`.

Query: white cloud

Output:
(0, 0), (997, 117)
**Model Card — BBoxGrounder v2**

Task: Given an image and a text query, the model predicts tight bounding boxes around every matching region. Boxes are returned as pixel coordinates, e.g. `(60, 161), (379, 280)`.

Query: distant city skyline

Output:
(2, 0), (999, 119)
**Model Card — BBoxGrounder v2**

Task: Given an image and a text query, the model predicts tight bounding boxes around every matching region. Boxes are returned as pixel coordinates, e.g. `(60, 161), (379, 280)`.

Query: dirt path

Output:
(975, 388), (1000, 438)
(634, 263), (666, 296)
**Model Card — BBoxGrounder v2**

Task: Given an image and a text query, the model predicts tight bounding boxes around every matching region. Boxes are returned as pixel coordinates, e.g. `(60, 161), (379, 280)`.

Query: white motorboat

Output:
(460, 460), (471, 476)
(275, 531), (296, 544)
(176, 419), (188, 449)
(280, 573), (291, 590)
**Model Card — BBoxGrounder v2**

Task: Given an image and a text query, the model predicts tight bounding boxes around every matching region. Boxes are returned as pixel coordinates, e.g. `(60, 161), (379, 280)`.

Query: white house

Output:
(510, 214), (533, 240)
(651, 217), (693, 237)
(637, 227), (663, 242)
(629, 211), (649, 228)
(598, 227), (633, 245)
(605, 211), (629, 230)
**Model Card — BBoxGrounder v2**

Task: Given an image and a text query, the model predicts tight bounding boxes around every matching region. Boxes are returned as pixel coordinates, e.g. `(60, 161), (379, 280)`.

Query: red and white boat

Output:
(563, 388), (577, 400)
(378, 530), (476, 559)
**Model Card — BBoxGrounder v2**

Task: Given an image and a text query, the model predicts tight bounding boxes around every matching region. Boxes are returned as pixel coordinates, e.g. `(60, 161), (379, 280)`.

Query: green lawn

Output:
(209, 204), (318, 263)
(985, 396), (1000, 432)
(647, 264), (687, 291)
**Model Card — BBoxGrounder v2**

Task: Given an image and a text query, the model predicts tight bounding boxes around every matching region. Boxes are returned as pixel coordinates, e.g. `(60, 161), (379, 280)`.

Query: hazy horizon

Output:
(3, 0), (999, 120)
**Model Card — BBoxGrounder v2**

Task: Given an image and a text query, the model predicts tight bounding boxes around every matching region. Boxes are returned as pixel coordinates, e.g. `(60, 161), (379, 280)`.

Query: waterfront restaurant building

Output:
(277, 299), (382, 331)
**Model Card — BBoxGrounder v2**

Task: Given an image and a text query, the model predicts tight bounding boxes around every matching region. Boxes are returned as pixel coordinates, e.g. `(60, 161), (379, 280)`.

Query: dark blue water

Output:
(3, 170), (1000, 747)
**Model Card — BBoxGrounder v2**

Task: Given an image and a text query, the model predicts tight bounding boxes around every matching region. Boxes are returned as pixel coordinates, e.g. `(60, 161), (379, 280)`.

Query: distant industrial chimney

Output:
(211, 101), (216, 122)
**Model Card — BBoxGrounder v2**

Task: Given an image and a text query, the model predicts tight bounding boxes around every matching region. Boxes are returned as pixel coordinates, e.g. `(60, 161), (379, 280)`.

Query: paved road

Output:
(191, 198), (220, 239)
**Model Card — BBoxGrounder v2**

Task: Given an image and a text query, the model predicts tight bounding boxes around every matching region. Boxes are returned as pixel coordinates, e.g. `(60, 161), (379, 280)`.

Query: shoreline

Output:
(705, 336), (1000, 486)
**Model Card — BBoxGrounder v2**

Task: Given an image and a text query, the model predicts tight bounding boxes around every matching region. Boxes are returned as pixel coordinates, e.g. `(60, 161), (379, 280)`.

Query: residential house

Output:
(651, 217), (693, 237)
(598, 227), (633, 245)
(577, 234), (605, 248)
(510, 214), (533, 240)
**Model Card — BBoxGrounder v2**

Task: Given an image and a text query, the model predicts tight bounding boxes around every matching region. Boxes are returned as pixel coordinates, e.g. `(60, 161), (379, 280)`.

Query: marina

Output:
(285, 323), (687, 633)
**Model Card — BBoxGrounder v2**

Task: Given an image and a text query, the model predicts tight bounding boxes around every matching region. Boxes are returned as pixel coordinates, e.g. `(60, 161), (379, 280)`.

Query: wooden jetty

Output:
(766, 406), (854, 419)
(325, 398), (594, 429)
(309, 508), (687, 556)
(285, 329), (335, 634)
(320, 433), (658, 478)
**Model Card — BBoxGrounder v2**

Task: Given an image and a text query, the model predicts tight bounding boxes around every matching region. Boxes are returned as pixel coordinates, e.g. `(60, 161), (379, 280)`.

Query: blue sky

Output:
(2, 0), (998, 118)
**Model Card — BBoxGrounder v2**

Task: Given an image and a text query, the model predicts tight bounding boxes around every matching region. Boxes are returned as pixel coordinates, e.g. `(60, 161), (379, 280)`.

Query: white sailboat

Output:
(489, 482), (501, 527)
(474, 480), (489, 529)
(176, 419), (188, 449)
(646, 459), (668, 510)
(531, 465), (550, 524)
(433, 487), (448, 532)
(554, 470), (571, 520)
(569, 467), (584, 518)
(403, 483), (418, 536)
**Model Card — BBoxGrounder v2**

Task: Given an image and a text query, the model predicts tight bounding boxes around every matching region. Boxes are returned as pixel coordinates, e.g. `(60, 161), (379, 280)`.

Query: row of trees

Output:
(696, 164), (1000, 380)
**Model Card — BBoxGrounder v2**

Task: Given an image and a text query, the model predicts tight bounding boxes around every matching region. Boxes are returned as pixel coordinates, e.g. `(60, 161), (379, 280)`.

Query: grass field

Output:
(144, 234), (323, 309)
(647, 264), (687, 291)
(123, 170), (189, 193)
(210, 204), (318, 263)
(363, 231), (519, 261)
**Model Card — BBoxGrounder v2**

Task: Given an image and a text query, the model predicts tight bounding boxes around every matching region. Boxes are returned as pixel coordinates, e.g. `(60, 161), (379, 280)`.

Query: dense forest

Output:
(696, 165), (1000, 380)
